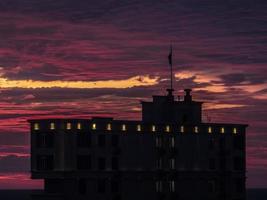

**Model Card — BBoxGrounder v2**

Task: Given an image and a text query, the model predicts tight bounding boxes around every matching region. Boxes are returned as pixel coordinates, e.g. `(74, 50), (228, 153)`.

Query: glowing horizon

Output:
(0, 75), (159, 89)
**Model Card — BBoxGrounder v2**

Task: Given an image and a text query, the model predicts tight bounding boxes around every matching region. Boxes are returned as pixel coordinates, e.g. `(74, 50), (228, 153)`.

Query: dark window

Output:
(98, 135), (106, 147)
(208, 138), (215, 150)
(208, 180), (216, 193)
(78, 179), (87, 195)
(77, 155), (91, 170)
(111, 135), (119, 147)
(220, 157), (226, 170)
(37, 155), (54, 170)
(98, 157), (106, 170)
(209, 158), (216, 170)
(77, 134), (91, 148)
(97, 179), (106, 193)
(235, 178), (245, 192)
(37, 134), (54, 148)
(112, 157), (119, 170)
(233, 136), (244, 150)
(219, 138), (225, 149)
(182, 114), (187, 123)
(111, 179), (119, 193)
(234, 157), (244, 171)
(112, 194), (121, 200)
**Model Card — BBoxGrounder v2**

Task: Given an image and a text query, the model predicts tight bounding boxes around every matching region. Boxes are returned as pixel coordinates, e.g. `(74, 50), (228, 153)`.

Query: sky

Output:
(0, 0), (266, 189)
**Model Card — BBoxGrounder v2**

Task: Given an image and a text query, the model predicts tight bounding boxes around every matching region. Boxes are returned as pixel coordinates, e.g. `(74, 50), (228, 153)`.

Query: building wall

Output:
(30, 119), (246, 200)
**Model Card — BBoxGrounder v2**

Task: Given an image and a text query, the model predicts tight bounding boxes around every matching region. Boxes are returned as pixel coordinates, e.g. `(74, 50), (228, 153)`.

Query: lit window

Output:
(121, 124), (126, 131)
(156, 181), (163, 192)
(170, 137), (175, 147)
(137, 124), (141, 132)
(233, 128), (237, 134)
(77, 123), (82, 130)
(194, 126), (198, 133)
(169, 181), (175, 192)
(165, 125), (170, 132)
(221, 127), (225, 134)
(152, 125), (156, 132)
(170, 158), (175, 169)
(92, 123), (96, 130)
(66, 123), (71, 130)
(208, 127), (212, 133)
(34, 123), (39, 130)
(107, 123), (112, 131)
(180, 126), (184, 133)
(50, 123), (55, 130)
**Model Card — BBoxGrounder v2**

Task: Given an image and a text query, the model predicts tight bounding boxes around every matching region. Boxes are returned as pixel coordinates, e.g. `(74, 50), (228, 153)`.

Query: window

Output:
(50, 123), (55, 130)
(233, 136), (244, 150)
(208, 126), (212, 133)
(112, 156), (119, 170)
(219, 138), (225, 149)
(194, 126), (198, 133)
(97, 179), (106, 193)
(98, 135), (106, 147)
(137, 124), (141, 132)
(37, 134), (54, 148)
(235, 178), (244, 193)
(208, 138), (215, 150)
(180, 126), (184, 133)
(34, 123), (39, 130)
(66, 123), (71, 130)
(208, 180), (216, 193)
(209, 158), (216, 170)
(121, 124), (126, 131)
(165, 125), (170, 132)
(107, 123), (112, 131)
(92, 123), (96, 130)
(77, 155), (91, 170)
(77, 123), (82, 130)
(170, 158), (175, 169)
(78, 179), (87, 195)
(221, 127), (225, 134)
(156, 137), (162, 147)
(98, 157), (106, 170)
(36, 155), (54, 170)
(111, 135), (119, 147)
(77, 134), (91, 148)
(234, 157), (244, 171)
(111, 179), (119, 193)
(170, 137), (175, 148)
(233, 128), (237, 134)
(156, 181), (163, 192)
(169, 181), (175, 192)
(152, 125), (156, 132)
(156, 158), (162, 169)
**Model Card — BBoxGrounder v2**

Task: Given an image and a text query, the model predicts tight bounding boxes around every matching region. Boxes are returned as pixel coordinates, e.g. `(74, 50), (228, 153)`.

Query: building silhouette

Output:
(29, 88), (247, 200)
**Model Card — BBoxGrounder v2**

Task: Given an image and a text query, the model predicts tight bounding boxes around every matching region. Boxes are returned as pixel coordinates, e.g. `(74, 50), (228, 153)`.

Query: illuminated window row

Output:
(33, 122), (238, 134)
(33, 122), (83, 131)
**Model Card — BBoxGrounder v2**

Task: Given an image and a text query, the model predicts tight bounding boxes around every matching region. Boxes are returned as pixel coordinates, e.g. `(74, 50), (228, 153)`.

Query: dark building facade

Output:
(29, 89), (247, 200)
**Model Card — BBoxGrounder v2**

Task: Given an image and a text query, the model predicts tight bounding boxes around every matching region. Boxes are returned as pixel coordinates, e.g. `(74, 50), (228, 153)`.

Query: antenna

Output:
(167, 44), (174, 96)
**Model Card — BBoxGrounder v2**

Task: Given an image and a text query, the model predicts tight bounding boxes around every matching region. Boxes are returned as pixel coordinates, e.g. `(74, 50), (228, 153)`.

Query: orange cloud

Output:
(0, 75), (159, 89)
(204, 103), (247, 110)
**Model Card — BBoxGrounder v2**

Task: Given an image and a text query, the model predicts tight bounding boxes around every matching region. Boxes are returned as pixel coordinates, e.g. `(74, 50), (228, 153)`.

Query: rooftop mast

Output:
(167, 44), (174, 96)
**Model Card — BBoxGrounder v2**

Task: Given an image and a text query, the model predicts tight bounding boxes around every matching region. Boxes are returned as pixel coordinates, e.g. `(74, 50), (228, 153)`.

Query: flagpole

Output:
(170, 45), (173, 91)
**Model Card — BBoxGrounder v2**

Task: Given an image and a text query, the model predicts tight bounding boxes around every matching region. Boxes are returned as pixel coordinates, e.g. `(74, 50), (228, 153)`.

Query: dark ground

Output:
(0, 189), (266, 199)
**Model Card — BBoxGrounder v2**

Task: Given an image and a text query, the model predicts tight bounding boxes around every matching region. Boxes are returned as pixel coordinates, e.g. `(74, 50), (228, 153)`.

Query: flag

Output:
(168, 45), (172, 65)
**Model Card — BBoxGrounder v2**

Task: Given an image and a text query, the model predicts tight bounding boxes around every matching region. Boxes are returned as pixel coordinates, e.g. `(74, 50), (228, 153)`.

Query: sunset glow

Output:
(0, 0), (266, 190)
(0, 75), (159, 89)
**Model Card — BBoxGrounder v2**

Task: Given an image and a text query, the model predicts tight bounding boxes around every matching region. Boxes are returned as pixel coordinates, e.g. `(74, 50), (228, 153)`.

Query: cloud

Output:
(0, 75), (159, 89)
(0, 155), (29, 172)
(0, 0), (266, 189)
